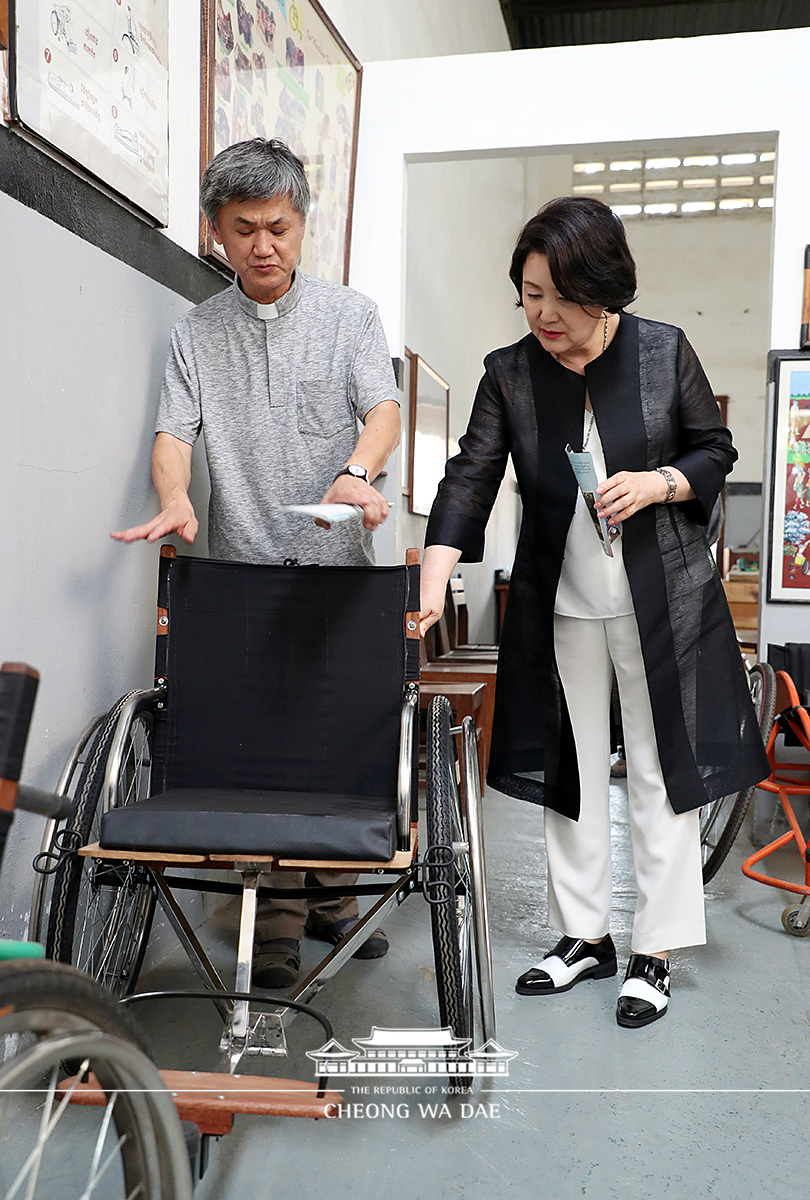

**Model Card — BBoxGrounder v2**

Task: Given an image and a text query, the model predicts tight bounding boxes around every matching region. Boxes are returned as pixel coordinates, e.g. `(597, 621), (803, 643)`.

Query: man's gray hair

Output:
(200, 138), (311, 228)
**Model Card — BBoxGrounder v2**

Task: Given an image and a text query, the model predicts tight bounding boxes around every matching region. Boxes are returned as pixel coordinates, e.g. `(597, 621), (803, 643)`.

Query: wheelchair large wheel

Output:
(700, 661), (776, 883)
(426, 696), (474, 1076)
(0, 959), (152, 1061)
(29, 711), (107, 943)
(47, 697), (156, 997)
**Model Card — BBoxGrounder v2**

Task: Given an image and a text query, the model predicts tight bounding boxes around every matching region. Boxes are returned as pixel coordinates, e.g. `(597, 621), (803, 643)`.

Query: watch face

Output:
(348, 466), (367, 480)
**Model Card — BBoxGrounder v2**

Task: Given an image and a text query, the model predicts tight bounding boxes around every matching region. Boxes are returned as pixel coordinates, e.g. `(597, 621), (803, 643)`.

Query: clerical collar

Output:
(233, 270), (303, 320)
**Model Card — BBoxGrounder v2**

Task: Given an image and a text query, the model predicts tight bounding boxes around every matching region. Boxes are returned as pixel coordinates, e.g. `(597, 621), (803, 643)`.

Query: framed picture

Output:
(406, 348), (450, 517)
(199, 0), (362, 283)
(5, 0), (169, 223)
(766, 350), (810, 601)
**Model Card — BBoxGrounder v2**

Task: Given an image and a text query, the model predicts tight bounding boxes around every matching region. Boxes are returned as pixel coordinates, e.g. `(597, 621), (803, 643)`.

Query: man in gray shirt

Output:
(113, 138), (400, 988)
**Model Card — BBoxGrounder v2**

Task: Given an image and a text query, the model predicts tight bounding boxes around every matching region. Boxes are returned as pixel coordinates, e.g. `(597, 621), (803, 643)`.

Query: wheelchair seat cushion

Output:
(99, 788), (397, 860)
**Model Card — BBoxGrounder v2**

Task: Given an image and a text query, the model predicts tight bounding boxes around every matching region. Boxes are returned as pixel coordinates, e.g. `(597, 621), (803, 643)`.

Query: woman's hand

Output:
(595, 467), (693, 524)
(594, 471), (667, 524)
(420, 545), (462, 636)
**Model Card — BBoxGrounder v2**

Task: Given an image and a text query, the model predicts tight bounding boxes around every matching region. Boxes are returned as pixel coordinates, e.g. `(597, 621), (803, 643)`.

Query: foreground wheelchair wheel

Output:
(700, 661), (776, 883)
(47, 698), (156, 997)
(426, 696), (475, 1078)
(0, 960), (192, 1199)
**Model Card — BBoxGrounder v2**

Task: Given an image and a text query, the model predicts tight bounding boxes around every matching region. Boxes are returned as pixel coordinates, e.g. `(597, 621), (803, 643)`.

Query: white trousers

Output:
(545, 612), (706, 954)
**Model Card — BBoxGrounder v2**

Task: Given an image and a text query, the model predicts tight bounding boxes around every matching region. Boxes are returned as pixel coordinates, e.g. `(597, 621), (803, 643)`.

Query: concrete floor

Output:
(133, 781), (810, 1200)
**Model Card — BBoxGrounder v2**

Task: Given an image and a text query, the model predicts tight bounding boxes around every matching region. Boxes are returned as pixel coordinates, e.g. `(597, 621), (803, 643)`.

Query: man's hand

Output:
(318, 476), (390, 531)
(111, 494), (198, 544)
(111, 434), (197, 545)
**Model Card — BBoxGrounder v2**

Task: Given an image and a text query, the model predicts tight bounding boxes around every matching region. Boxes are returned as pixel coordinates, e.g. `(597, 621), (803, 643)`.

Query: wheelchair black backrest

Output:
(151, 553), (420, 801)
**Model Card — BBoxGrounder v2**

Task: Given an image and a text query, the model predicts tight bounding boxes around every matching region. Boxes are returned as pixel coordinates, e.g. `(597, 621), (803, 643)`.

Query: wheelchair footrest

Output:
(59, 1070), (343, 1134)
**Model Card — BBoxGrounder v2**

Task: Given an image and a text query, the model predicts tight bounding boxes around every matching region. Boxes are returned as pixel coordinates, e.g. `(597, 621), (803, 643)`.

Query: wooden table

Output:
(419, 681), (487, 783)
(421, 663), (497, 780)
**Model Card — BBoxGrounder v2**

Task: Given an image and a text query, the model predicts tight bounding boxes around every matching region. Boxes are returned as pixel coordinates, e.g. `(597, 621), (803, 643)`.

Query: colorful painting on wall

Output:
(200, 0), (361, 283)
(767, 355), (810, 601)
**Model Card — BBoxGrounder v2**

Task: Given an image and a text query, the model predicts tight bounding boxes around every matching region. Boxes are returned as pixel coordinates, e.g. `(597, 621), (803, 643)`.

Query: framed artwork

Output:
(406, 348), (450, 518)
(199, 0), (362, 282)
(5, 0), (169, 223)
(767, 351), (810, 601)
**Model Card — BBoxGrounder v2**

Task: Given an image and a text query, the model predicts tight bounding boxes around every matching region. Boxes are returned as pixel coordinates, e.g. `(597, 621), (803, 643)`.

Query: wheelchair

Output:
(37, 547), (495, 1087)
(742, 668), (810, 935)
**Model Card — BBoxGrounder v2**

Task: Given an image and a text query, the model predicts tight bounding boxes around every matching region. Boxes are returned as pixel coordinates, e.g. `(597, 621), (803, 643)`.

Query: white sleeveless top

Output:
(554, 411), (635, 619)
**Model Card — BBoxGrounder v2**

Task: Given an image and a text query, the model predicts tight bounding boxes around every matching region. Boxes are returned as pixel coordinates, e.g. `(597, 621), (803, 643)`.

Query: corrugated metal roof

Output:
(500, 0), (810, 49)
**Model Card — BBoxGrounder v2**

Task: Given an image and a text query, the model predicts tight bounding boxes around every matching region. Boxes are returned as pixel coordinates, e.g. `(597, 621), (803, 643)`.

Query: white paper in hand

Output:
(280, 503), (363, 524)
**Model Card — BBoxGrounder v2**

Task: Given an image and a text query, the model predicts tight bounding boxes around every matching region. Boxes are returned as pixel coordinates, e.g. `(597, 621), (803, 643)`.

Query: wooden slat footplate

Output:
(58, 1071), (343, 1134)
(78, 844), (275, 866)
(79, 824), (417, 871)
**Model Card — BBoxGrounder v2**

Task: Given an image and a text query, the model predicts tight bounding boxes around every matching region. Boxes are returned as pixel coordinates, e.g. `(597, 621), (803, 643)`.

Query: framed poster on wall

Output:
(6, 0), (169, 223)
(767, 350), (810, 602)
(199, 0), (361, 282)
(405, 348), (450, 518)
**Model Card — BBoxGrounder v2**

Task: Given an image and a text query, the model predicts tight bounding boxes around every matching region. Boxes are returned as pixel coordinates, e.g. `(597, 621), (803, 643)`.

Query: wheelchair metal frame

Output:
(40, 553), (496, 1077)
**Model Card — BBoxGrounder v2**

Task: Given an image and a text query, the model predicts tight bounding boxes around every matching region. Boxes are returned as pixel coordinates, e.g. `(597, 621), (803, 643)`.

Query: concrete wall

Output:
(0, 193), (212, 937)
(320, 0), (509, 60)
(627, 212), (773, 486)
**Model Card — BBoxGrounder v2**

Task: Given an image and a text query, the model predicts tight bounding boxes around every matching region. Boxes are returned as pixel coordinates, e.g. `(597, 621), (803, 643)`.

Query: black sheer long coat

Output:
(425, 314), (770, 819)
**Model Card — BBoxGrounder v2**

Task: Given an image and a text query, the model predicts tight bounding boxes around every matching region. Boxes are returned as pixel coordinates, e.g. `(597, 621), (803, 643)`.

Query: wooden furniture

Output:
(420, 659), (498, 779)
(722, 575), (759, 652)
(494, 581), (509, 642)
(420, 681), (486, 783)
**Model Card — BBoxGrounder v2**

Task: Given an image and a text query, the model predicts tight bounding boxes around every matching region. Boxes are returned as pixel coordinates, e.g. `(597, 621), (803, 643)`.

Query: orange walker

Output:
(742, 670), (810, 936)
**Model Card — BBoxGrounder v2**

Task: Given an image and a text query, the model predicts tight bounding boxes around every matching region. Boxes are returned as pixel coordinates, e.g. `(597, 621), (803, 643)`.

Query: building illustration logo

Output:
(307, 1027), (517, 1078)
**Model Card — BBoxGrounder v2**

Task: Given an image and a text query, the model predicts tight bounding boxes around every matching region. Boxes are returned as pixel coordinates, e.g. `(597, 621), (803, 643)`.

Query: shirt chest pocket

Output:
(296, 378), (355, 438)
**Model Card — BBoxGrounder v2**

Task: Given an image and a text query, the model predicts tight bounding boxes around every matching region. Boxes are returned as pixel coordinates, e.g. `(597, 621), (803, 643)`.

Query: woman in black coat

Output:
(420, 197), (769, 1029)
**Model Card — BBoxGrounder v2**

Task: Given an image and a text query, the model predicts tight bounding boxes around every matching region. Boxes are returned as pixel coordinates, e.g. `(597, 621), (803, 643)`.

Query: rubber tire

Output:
(781, 905), (810, 936)
(47, 698), (156, 997)
(0, 965), (191, 1200)
(0, 961), (193, 1198)
(0, 959), (152, 1055)
(426, 695), (474, 1085)
(701, 662), (777, 883)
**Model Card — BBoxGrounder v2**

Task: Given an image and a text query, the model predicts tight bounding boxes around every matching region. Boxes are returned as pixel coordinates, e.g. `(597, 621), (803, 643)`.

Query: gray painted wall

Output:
(0, 192), (212, 940)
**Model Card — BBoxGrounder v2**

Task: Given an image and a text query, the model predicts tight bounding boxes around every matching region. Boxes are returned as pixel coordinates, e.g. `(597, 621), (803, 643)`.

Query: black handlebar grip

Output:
(0, 663), (40, 784)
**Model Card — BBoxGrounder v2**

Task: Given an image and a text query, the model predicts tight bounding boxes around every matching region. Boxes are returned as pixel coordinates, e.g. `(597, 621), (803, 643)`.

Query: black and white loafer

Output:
(515, 934), (617, 996)
(616, 954), (670, 1028)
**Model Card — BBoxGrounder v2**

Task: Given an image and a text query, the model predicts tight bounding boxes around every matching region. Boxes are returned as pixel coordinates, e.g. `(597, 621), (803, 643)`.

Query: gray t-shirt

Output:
(155, 271), (398, 565)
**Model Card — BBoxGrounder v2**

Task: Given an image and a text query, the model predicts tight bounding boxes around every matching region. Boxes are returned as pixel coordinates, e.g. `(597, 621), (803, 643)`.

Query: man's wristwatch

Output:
(333, 464), (370, 485)
(656, 467), (677, 503)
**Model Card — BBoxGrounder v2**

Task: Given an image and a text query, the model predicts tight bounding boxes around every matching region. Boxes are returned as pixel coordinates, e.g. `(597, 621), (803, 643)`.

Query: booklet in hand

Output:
(564, 444), (615, 557)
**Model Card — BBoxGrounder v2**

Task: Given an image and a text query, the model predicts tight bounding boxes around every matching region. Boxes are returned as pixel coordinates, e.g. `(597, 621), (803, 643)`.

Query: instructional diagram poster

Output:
(13, 0), (169, 223)
(204, 0), (361, 283)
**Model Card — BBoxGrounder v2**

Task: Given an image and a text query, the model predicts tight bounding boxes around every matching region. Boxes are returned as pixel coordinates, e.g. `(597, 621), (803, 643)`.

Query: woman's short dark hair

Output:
(509, 196), (637, 313)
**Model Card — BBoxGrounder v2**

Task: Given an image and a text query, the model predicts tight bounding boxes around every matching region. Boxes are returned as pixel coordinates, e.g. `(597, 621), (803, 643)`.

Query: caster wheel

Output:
(781, 905), (810, 936)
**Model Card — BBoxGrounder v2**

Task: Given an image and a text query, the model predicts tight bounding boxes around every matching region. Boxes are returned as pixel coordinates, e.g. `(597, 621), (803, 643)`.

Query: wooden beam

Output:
(0, 0), (9, 53)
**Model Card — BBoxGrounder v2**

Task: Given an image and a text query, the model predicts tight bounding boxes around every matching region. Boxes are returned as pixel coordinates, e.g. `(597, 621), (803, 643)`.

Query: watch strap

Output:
(332, 465), (369, 485)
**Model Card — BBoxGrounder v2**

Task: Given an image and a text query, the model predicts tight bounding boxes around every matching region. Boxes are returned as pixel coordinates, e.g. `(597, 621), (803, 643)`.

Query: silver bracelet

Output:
(656, 467), (677, 503)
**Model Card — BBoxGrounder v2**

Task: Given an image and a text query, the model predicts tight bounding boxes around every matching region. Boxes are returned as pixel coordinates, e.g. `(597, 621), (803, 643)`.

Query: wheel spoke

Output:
(7, 1058), (92, 1200)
